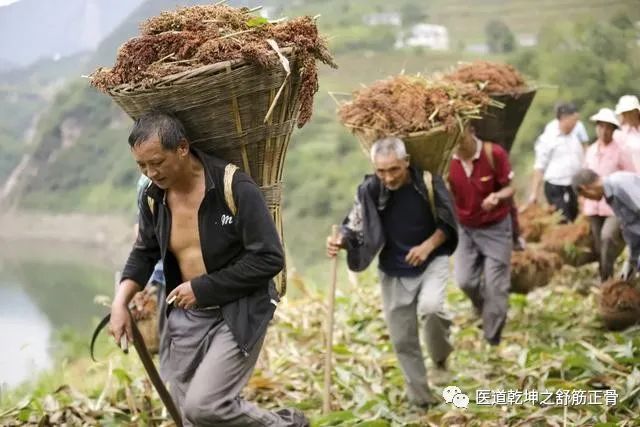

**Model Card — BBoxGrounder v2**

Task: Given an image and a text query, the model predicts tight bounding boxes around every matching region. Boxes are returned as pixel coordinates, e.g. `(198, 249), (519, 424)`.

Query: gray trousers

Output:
(588, 215), (625, 281)
(454, 215), (512, 345)
(161, 308), (304, 427)
(379, 255), (453, 406)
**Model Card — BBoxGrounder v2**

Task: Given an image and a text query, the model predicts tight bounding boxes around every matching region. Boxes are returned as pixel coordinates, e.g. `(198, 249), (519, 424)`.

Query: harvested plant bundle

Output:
(445, 60), (528, 94)
(540, 216), (595, 266)
(338, 75), (495, 140)
(129, 285), (159, 354)
(445, 60), (535, 152)
(598, 279), (640, 330)
(511, 246), (562, 294)
(519, 204), (563, 242)
(90, 4), (336, 127)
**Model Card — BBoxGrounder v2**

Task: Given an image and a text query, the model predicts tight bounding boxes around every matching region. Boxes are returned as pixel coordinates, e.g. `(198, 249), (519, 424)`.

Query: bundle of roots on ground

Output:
(89, 4), (337, 127)
(599, 279), (640, 330)
(519, 204), (563, 242)
(444, 60), (529, 94)
(540, 216), (595, 266)
(337, 75), (497, 140)
(511, 245), (562, 293)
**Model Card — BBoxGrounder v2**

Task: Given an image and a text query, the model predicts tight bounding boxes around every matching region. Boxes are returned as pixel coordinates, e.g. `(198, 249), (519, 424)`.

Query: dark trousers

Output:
(588, 215), (625, 281)
(544, 182), (578, 223)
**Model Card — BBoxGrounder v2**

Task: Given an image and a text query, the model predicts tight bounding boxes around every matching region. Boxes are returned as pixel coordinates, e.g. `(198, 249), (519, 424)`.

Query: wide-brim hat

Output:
(615, 95), (640, 115)
(590, 108), (620, 128)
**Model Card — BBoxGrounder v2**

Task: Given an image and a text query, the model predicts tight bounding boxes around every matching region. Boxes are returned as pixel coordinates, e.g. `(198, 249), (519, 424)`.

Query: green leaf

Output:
(246, 16), (269, 28)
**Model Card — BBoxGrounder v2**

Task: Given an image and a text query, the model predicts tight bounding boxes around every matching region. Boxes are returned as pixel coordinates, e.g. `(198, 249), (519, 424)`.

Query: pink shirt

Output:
(614, 124), (640, 173)
(583, 139), (635, 216)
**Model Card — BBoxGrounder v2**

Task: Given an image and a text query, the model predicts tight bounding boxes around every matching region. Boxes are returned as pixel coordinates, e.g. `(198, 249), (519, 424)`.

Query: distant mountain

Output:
(0, 0), (145, 69)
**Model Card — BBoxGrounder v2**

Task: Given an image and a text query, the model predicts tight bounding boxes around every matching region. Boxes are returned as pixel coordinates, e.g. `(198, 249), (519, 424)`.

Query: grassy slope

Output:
(2, 265), (639, 425)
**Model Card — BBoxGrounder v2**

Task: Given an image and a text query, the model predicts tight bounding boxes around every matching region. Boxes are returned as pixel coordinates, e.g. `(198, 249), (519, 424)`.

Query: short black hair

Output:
(555, 102), (578, 119)
(128, 111), (188, 149)
(571, 168), (599, 194)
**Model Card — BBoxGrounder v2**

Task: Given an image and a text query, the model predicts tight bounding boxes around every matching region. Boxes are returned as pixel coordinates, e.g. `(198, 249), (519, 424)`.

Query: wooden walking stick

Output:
(323, 224), (339, 414)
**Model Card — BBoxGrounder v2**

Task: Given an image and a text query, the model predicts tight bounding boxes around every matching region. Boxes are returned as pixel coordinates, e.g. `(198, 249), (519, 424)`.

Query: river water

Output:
(0, 242), (117, 390)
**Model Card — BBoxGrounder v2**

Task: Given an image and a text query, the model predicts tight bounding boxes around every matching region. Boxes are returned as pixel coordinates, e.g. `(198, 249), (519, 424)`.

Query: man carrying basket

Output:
(448, 126), (515, 346)
(109, 112), (308, 427)
(326, 137), (459, 409)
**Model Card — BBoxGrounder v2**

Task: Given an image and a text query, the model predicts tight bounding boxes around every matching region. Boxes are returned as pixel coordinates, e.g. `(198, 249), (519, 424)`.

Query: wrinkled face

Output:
(131, 134), (189, 190)
(559, 113), (579, 135)
(596, 122), (615, 143)
(373, 153), (410, 190)
(578, 182), (604, 200)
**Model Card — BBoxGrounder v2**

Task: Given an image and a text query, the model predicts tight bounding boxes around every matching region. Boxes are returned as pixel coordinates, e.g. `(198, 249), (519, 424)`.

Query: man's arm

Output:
(190, 180), (284, 307)
(111, 194), (161, 345)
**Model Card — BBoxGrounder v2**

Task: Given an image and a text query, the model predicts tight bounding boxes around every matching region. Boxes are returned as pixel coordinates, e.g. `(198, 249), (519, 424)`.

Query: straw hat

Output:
(615, 95), (640, 115)
(589, 108), (620, 128)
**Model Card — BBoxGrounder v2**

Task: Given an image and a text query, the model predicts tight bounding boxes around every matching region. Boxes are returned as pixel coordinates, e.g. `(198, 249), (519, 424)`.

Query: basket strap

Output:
(224, 164), (239, 216)
(483, 142), (495, 171)
(422, 171), (437, 220)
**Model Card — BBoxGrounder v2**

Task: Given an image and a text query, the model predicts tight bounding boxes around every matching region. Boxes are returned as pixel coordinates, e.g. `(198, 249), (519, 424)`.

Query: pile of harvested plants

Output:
(511, 246), (562, 293)
(337, 75), (497, 140)
(445, 60), (529, 94)
(598, 279), (640, 330)
(89, 4), (336, 127)
(519, 204), (563, 243)
(540, 216), (595, 266)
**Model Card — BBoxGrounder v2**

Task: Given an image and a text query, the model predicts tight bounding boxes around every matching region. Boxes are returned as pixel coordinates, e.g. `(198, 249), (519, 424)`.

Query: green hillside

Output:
(1, 1), (639, 278)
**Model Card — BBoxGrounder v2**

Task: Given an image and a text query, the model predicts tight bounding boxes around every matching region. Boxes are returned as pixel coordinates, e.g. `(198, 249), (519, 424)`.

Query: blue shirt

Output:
(603, 172), (640, 267)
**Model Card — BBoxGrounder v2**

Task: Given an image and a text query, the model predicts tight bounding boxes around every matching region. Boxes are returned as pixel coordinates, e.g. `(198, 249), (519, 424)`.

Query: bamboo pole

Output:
(323, 224), (339, 414)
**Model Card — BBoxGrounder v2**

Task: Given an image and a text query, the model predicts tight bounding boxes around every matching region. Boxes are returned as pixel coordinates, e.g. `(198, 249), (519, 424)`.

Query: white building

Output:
(395, 24), (450, 50)
(363, 12), (401, 27)
(517, 33), (537, 47)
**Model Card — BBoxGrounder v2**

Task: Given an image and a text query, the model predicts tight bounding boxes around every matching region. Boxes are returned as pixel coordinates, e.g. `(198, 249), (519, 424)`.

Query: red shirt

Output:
(448, 140), (512, 228)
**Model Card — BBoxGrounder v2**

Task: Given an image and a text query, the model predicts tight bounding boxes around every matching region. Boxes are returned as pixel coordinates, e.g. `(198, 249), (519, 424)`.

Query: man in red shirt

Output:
(448, 126), (515, 345)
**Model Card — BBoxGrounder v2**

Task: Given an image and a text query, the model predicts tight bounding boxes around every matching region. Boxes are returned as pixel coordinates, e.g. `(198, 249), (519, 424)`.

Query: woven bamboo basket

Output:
(350, 126), (463, 176)
(472, 89), (536, 153)
(106, 47), (303, 296)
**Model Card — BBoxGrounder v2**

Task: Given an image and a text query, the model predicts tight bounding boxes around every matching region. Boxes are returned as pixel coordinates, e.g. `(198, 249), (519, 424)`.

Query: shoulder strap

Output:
(224, 163), (239, 216)
(422, 171), (437, 220)
(483, 142), (495, 172)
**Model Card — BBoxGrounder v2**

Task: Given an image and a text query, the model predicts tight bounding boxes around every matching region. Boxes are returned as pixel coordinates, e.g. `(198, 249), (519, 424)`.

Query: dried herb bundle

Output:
(445, 60), (528, 94)
(540, 216), (594, 266)
(519, 204), (563, 242)
(90, 4), (337, 127)
(338, 75), (495, 140)
(511, 246), (561, 293)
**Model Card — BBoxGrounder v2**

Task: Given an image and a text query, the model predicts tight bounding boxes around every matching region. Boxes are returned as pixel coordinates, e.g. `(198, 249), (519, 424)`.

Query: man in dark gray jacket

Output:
(327, 137), (459, 409)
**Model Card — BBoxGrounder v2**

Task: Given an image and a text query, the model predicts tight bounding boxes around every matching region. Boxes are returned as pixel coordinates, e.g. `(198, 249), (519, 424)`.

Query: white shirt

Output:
(534, 129), (585, 186)
(543, 119), (589, 144)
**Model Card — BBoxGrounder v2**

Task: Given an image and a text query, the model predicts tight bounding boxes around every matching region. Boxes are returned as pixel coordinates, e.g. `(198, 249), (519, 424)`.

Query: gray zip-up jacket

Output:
(603, 171), (640, 267)
(340, 166), (459, 272)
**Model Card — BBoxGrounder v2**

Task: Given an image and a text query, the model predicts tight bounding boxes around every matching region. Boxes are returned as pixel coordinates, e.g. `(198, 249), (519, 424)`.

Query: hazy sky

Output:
(0, 0), (20, 5)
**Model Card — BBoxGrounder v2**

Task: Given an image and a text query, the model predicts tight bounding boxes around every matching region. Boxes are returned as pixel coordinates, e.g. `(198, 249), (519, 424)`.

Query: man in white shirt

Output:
(523, 103), (584, 222)
(543, 119), (589, 144)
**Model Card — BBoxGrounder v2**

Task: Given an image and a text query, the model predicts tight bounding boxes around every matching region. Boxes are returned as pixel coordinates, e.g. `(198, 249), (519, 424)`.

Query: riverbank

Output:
(0, 211), (133, 268)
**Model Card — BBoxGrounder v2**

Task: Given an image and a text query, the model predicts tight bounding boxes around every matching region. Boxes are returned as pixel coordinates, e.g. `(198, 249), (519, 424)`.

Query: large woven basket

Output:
(351, 126), (463, 176)
(472, 89), (536, 153)
(107, 47), (303, 296)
